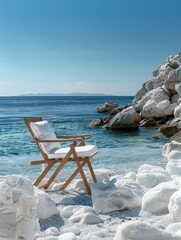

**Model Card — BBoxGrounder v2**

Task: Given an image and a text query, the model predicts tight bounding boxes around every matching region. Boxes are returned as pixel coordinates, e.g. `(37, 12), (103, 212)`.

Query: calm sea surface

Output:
(0, 96), (168, 181)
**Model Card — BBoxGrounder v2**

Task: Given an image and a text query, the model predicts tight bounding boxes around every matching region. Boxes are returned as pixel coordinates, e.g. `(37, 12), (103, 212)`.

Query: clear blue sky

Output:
(0, 0), (181, 96)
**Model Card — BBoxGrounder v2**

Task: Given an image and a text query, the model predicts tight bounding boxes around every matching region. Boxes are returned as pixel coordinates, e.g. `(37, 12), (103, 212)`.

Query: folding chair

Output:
(24, 118), (98, 194)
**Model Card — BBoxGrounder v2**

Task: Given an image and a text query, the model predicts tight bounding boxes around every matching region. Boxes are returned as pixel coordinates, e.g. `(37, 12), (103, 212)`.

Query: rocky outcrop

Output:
(91, 51), (181, 133)
(105, 106), (140, 130)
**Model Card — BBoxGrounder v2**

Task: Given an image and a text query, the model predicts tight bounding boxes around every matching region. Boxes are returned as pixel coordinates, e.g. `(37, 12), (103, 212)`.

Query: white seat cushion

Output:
(30, 120), (61, 155)
(48, 145), (98, 159)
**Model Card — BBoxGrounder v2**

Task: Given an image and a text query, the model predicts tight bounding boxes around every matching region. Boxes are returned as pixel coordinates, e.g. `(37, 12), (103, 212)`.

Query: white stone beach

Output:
(2, 51), (181, 239)
(2, 140), (181, 240)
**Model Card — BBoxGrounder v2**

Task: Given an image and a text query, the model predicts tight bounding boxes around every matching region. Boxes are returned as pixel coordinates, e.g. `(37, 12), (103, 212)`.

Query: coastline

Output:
(2, 139), (181, 239)
(2, 48), (181, 238)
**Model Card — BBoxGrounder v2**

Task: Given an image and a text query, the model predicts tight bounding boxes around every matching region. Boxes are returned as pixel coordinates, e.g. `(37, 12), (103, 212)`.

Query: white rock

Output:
(153, 64), (173, 89)
(140, 99), (160, 118)
(91, 179), (143, 213)
(61, 205), (83, 218)
(69, 206), (102, 224)
(86, 168), (115, 183)
(165, 222), (181, 236)
(136, 164), (170, 188)
(138, 164), (170, 175)
(114, 221), (180, 240)
(135, 87), (170, 112)
(37, 237), (59, 240)
(145, 79), (154, 91)
(165, 66), (181, 93)
(0, 175), (39, 240)
(51, 182), (65, 190)
(110, 172), (136, 182)
(164, 103), (177, 116)
(45, 227), (59, 236)
(168, 189), (181, 222)
(35, 188), (59, 219)
(166, 159), (181, 176)
(69, 179), (87, 193)
(142, 182), (178, 213)
(69, 212), (102, 224)
(168, 150), (181, 161)
(174, 103), (181, 118)
(176, 83), (181, 97)
(140, 99), (175, 119)
(162, 142), (181, 157)
(123, 172), (137, 180)
(157, 100), (170, 109)
(58, 232), (80, 240)
(60, 227), (81, 235)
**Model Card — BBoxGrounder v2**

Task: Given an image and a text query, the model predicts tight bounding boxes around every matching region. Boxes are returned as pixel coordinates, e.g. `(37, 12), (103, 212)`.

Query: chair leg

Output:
(86, 159), (97, 182)
(34, 162), (54, 187)
(75, 159), (91, 194)
(43, 150), (72, 189)
(61, 161), (87, 190)
(71, 145), (91, 194)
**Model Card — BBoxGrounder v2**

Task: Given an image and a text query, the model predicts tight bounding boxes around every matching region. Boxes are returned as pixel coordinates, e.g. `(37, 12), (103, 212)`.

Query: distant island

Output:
(19, 92), (113, 97)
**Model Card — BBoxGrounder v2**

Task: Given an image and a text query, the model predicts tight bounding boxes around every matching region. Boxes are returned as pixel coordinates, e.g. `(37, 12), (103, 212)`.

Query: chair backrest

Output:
(25, 118), (61, 158)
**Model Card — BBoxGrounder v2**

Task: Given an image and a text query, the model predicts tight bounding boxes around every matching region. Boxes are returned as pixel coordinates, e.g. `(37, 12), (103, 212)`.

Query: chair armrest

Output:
(56, 134), (91, 139)
(32, 138), (83, 143)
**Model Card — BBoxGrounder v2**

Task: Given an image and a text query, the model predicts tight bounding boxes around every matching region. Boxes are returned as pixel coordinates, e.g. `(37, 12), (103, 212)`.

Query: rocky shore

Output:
(3, 51), (181, 240)
(90, 51), (181, 141)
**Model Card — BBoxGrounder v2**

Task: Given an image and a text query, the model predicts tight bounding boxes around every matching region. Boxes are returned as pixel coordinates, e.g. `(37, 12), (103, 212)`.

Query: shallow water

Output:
(0, 96), (168, 181)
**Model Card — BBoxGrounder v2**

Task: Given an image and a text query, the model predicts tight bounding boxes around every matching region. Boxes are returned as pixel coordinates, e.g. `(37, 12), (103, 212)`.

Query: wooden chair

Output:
(24, 118), (98, 194)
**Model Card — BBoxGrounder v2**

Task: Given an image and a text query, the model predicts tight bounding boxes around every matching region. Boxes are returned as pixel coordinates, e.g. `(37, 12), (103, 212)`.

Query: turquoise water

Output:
(0, 96), (168, 181)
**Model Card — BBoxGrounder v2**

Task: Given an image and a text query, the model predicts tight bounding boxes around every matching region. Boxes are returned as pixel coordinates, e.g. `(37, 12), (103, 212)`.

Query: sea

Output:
(0, 96), (168, 182)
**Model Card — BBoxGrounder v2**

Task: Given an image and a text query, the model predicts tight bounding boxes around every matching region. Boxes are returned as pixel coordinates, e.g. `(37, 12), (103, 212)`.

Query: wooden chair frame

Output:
(24, 118), (97, 194)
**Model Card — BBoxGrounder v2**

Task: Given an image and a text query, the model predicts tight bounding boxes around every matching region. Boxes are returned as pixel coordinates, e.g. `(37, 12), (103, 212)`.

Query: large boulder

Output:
(136, 164), (171, 189)
(140, 99), (176, 119)
(105, 106), (140, 130)
(168, 189), (181, 222)
(135, 87), (170, 112)
(0, 175), (39, 240)
(91, 179), (143, 213)
(166, 158), (181, 176)
(165, 66), (181, 93)
(114, 221), (179, 240)
(159, 118), (181, 137)
(68, 206), (102, 224)
(133, 81), (148, 103)
(152, 65), (173, 89)
(142, 182), (178, 213)
(35, 188), (59, 220)
(162, 141), (181, 157)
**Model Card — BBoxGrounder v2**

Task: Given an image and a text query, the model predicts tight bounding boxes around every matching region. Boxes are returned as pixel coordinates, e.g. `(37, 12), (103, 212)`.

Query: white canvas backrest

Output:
(30, 120), (61, 155)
